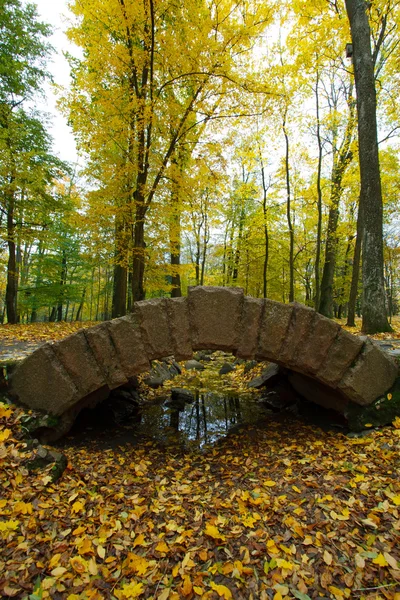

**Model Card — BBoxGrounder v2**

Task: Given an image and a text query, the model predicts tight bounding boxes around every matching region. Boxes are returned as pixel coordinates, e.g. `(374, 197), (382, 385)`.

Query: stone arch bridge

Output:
(8, 286), (398, 438)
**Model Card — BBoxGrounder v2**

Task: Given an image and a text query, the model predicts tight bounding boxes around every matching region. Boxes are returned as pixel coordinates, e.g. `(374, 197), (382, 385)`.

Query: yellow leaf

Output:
(372, 553), (388, 567)
(48, 554), (61, 569)
(133, 533), (145, 548)
(329, 586), (344, 600)
(193, 587), (204, 595)
(124, 552), (150, 576)
(114, 581), (144, 599)
(323, 550), (333, 565)
(292, 485), (301, 493)
(273, 594), (282, 600)
(73, 525), (86, 535)
(204, 523), (225, 541)
(88, 557), (98, 576)
(355, 554), (365, 569)
(172, 564), (180, 578)
(391, 495), (400, 506)
(158, 589), (170, 600)
(156, 540), (169, 553)
(264, 480), (276, 487)
(210, 582), (232, 599)
(364, 423), (373, 428)
(51, 566), (67, 578)
(276, 558), (293, 570)
(181, 575), (192, 597)
(0, 404), (12, 418)
(387, 393), (393, 400)
(393, 416), (400, 429)
(71, 500), (84, 514)
(70, 556), (88, 574)
(97, 545), (106, 559)
(0, 519), (19, 533)
(0, 428), (11, 442)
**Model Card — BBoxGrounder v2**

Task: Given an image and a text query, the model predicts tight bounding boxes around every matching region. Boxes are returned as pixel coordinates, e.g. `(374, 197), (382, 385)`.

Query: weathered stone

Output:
(185, 359), (205, 371)
(288, 371), (349, 414)
(84, 323), (128, 389)
(107, 314), (150, 377)
(293, 314), (340, 375)
(188, 286), (244, 351)
(346, 377), (400, 431)
(247, 363), (283, 389)
(165, 297), (193, 360)
(8, 344), (77, 415)
(219, 362), (235, 375)
(257, 300), (293, 361)
(135, 298), (174, 360)
(51, 332), (106, 399)
(237, 297), (264, 359)
(338, 339), (398, 405)
(317, 328), (364, 386)
(279, 303), (316, 365)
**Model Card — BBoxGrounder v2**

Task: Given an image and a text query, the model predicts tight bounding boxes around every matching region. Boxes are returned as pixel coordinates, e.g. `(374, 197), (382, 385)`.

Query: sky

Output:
(33, 0), (79, 164)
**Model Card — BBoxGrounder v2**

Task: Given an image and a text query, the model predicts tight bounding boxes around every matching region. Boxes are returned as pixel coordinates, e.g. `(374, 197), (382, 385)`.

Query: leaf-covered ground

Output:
(1, 400), (400, 600)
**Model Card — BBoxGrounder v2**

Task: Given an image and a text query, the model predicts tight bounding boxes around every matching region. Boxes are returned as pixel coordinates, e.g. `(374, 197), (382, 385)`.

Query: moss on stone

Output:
(346, 377), (400, 431)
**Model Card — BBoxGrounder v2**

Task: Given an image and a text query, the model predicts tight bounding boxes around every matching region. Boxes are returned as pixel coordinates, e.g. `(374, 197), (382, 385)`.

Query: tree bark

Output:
(112, 213), (127, 318)
(347, 200), (363, 327)
(314, 70), (323, 310)
(345, 0), (391, 333)
(283, 110), (294, 303)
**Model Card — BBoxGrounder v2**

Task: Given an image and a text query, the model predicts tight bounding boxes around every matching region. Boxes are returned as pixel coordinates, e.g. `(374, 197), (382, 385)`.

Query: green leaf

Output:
(292, 591), (312, 600)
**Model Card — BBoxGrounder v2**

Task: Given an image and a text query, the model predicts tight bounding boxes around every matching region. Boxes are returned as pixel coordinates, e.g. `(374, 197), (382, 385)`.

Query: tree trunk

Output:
(57, 250), (67, 322)
(347, 200), (363, 327)
(5, 180), (17, 324)
(345, 0), (391, 333)
(76, 287), (86, 321)
(131, 205), (146, 302)
(314, 70), (323, 310)
(283, 110), (294, 303)
(112, 213), (127, 317)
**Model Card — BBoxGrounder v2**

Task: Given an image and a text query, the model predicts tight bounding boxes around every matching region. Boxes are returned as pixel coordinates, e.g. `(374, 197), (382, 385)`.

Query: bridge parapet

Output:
(8, 287), (398, 434)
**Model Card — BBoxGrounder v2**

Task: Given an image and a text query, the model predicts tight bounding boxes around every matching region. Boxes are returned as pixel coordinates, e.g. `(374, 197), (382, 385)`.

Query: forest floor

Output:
(1, 319), (400, 600)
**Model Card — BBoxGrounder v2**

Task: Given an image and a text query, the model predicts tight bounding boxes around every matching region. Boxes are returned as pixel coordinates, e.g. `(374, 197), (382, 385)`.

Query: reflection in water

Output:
(138, 390), (266, 448)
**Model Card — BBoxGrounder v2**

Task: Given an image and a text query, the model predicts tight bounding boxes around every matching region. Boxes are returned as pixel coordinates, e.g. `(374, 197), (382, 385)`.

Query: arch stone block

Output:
(107, 314), (150, 378)
(84, 323), (128, 389)
(135, 298), (174, 360)
(338, 339), (398, 405)
(9, 344), (77, 415)
(165, 297), (192, 360)
(257, 300), (293, 360)
(292, 313), (340, 375)
(279, 303), (316, 366)
(51, 332), (106, 399)
(237, 297), (264, 358)
(188, 286), (244, 351)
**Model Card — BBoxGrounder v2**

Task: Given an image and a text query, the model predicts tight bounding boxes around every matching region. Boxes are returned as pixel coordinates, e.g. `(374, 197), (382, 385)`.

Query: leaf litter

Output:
(1, 397), (400, 599)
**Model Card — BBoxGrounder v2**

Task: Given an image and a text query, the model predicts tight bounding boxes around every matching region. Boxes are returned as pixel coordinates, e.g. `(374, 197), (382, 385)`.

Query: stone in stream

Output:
(185, 359), (205, 371)
(219, 363), (235, 375)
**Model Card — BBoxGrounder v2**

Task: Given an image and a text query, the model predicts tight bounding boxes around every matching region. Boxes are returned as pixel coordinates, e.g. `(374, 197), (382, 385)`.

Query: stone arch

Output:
(8, 286), (398, 438)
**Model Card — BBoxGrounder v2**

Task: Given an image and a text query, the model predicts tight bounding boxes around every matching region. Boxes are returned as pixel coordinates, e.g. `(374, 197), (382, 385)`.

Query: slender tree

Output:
(345, 0), (391, 333)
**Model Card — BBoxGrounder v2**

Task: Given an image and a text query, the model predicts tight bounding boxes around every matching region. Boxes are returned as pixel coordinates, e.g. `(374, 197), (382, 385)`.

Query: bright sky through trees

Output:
(31, 0), (78, 163)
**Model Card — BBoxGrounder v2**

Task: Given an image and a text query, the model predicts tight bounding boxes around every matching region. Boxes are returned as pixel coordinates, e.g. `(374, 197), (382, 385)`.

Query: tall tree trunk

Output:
(112, 213), (127, 317)
(76, 287), (86, 321)
(57, 250), (67, 322)
(345, 0), (391, 333)
(319, 92), (355, 318)
(169, 169), (182, 298)
(132, 205), (146, 301)
(283, 110), (294, 303)
(6, 183), (17, 324)
(314, 70), (323, 310)
(347, 200), (363, 327)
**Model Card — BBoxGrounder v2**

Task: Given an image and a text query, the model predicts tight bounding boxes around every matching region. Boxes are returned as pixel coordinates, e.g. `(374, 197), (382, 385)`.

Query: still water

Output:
(66, 390), (269, 450)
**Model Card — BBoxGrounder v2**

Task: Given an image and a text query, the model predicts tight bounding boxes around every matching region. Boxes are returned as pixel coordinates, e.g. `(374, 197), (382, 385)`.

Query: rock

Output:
(260, 382), (298, 411)
(345, 377), (400, 431)
(26, 446), (68, 482)
(171, 388), (195, 403)
(144, 358), (181, 388)
(247, 363), (283, 389)
(219, 363), (235, 375)
(244, 360), (258, 374)
(185, 359), (205, 371)
(288, 371), (349, 414)
(194, 351), (212, 362)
